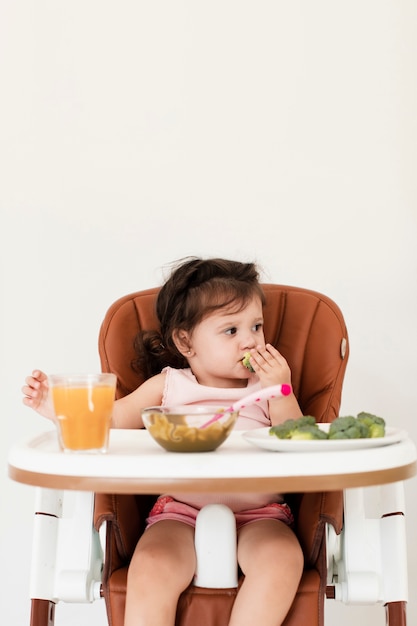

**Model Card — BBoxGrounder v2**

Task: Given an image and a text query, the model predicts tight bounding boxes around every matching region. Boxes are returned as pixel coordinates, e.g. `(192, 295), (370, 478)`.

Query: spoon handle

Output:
(232, 384), (292, 412)
(200, 384), (292, 429)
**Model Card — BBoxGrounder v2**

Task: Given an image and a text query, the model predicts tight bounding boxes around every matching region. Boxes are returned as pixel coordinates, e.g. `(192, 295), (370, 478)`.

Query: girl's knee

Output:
(238, 520), (304, 578)
(128, 522), (196, 589)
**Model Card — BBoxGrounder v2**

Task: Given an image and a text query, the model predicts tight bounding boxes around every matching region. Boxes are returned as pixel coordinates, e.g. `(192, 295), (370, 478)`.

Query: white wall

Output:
(1, 2), (416, 624)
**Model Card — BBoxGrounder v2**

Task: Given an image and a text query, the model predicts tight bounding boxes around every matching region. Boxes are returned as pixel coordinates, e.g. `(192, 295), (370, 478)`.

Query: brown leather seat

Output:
(94, 283), (349, 626)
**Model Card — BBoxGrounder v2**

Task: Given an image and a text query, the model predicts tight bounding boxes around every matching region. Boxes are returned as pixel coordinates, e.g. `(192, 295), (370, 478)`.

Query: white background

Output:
(1, 2), (416, 624)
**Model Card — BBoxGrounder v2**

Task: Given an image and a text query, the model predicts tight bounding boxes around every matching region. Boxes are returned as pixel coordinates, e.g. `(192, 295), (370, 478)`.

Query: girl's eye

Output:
(253, 323), (263, 332)
(225, 327), (237, 336)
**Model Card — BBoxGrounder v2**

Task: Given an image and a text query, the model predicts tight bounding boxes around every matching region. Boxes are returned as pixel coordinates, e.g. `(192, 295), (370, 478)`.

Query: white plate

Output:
(242, 425), (407, 452)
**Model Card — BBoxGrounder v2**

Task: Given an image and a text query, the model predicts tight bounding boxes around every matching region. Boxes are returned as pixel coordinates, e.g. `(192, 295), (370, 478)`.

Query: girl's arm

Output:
(23, 369), (166, 430)
(267, 394), (303, 425)
(111, 371), (166, 429)
(248, 344), (303, 425)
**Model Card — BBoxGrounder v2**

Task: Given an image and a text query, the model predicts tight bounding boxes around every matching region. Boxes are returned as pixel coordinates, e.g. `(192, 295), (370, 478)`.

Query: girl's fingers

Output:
(265, 343), (284, 359)
(255, 344), (279, 364)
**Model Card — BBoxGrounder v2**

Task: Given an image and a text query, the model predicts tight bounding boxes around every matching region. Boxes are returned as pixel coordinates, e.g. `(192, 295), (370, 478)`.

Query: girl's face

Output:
(178, 295), (265, 388)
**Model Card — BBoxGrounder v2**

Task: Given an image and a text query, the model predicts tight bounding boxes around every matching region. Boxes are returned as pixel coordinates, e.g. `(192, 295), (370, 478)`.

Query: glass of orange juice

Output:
(49, 373), (116, 453)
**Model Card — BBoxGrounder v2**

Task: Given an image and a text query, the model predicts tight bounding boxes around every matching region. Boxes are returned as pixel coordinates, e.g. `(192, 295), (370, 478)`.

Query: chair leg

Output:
(385, 601), (406, 626)
(30, 599), (55, 626)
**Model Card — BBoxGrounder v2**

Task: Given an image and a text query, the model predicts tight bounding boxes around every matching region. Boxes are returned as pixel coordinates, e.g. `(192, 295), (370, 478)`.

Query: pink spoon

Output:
(200, 384), (292, 429)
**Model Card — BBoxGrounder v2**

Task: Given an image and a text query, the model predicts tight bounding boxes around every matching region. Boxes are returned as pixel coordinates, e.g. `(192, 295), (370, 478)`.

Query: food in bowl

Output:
(142, 405), (238, 452)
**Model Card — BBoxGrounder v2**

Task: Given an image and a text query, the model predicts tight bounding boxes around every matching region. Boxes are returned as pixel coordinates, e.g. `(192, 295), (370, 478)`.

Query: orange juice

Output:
(50, 374), (116, 452)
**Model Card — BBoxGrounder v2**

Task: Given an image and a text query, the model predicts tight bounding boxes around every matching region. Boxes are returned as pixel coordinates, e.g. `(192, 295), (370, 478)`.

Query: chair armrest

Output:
(31, 489), (103, 603)
(94, 493), (157, 565)
(329, 484), (408, 605)
(94, 493), (122, 530)
(294, 491), (343, 566)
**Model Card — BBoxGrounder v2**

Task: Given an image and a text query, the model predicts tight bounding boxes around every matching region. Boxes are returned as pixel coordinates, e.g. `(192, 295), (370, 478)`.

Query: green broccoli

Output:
(356, 412), (386, 438)
(269, 412), (387, 442)
(269, 415), (319, 440)
(328, 415), (369, 439)
(269, 419), (299, 439)
(242, 352), (255, 373)
(290, 425), (328, 440)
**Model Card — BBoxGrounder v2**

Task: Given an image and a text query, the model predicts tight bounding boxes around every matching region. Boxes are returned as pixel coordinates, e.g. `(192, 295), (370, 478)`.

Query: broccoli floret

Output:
(242, 352), (255, 373)
(269, 418), (299, 439)
(293, 415), (317, 428)
(269, 411), (387, 442)
(290, 425), (328, 440)
(356, 412), (386, 438)
(269, 415), (319, 440)
(328, 416), (368, 439)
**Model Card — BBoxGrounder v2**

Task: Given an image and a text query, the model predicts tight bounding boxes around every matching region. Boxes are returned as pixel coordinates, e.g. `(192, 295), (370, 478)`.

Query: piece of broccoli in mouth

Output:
(356, 411), (386, 438)
(269, 415), (319, 440)
(242, 352), (255, 373)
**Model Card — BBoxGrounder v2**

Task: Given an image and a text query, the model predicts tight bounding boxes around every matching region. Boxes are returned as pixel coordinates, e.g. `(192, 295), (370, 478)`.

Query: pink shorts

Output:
(146, 496), (294, 529)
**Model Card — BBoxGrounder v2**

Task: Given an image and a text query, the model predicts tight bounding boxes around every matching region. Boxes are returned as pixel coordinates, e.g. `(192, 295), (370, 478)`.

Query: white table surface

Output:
(8, 428), (417, 494)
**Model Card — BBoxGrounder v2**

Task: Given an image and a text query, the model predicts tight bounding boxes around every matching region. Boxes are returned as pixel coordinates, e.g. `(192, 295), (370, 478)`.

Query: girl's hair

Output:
(132, 257), (265, 379)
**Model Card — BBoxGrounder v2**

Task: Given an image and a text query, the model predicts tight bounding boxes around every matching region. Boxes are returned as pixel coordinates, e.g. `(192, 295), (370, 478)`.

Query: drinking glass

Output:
(49, 373), (116, 453)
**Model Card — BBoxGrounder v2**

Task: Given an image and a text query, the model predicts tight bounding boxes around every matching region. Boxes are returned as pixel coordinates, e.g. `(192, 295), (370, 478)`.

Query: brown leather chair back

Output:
(99, 283), (348, 420)
(95, 283), (349, 626)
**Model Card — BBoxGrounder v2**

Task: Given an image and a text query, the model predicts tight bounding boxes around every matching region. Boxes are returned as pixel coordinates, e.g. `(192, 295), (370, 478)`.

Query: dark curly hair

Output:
(132, 257), (265, 379)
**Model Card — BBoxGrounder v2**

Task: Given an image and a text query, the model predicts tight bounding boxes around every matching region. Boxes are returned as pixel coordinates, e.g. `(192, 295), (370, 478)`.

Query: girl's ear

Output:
(172, 329), (193, 356)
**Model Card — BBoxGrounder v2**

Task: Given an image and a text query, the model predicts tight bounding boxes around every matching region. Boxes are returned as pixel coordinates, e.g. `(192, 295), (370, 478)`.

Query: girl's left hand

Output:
(248, 343), (292, 388)
(249, 344), (303, 423)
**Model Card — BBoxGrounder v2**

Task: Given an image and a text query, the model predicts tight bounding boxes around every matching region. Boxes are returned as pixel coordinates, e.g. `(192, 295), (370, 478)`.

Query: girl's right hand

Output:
(22, 370), (56, 421)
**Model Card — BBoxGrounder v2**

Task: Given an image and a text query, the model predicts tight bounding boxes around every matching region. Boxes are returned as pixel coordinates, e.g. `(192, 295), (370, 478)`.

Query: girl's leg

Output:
(124, 520), (196, 626)
(229, 519), (304, 626)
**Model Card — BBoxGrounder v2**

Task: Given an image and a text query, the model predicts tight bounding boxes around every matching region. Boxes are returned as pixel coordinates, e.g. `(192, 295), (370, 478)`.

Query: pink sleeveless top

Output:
(161, 367), (283, 511)
(162, 367), (271, 430)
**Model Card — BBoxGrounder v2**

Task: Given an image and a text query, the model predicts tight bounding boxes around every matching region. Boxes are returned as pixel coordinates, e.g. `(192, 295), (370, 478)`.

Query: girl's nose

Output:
(241, 335), (257, 350)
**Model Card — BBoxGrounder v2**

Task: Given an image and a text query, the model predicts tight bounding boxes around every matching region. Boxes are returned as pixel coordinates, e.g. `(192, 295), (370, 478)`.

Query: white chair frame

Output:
(28, 481), (410, 626)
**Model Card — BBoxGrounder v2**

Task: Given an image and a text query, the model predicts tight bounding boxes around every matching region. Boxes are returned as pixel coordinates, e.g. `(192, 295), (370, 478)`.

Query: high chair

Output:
(95, 283), (346, 626)
(27, 284), (413, 626)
